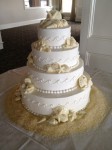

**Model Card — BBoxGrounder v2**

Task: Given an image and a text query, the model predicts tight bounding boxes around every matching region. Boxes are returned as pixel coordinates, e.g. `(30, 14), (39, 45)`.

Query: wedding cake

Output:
(16, 10), (93, 125)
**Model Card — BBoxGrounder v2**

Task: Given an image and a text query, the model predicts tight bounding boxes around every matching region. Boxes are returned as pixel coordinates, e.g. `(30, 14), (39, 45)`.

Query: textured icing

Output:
(21, 78), (91, 115)
(38, 26), (71, 47)
(28, 59), (84, 91)
(31, 45), (79, 69)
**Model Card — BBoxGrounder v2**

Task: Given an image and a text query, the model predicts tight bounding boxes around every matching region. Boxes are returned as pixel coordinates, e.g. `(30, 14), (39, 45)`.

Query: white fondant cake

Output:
(32, 45), (79, 69)
(28, 58), (84, 92)
(20, 10), (93, 120)
(38, 26), (71, 48)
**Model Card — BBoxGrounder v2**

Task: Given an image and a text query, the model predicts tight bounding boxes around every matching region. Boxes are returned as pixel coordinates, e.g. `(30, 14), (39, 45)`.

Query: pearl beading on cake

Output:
(50, 46), (62, 49)
(36, 86), (76, 94)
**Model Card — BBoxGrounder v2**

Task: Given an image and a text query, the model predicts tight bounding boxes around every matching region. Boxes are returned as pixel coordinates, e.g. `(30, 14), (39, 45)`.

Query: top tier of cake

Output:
(38, 26), (71, 49)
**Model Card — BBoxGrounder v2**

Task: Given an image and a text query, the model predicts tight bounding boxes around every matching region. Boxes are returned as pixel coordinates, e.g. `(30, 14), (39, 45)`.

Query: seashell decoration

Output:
(32, 39), (51, 52)
(88, 78), (93, 87)
(47, 10), (62, 20)
(48, 118), (59, 125)
(62, 37), (78, 49)
(27, 53), (34, 65)
(43, 63), (70, 73)
(21, 78), (35, 94)
(14, 87), (21, 101)
(40, 19), (68, 28)
(37, 117), (46, 124)
(78, 75), (93, 89)
(53, 106), (69, 116)
(58, 64), (70, 73)
(48, 106), (77, 125)
(68, 110), (77, 122)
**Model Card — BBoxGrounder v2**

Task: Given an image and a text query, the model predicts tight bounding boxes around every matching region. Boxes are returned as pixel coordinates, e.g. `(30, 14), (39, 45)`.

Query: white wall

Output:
(80, 0), (112, 73)
(0, 0), (48, 26)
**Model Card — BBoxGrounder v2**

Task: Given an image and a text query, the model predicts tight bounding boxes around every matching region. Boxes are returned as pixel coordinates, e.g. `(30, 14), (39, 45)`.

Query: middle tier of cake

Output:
(28, 58), (84, 93)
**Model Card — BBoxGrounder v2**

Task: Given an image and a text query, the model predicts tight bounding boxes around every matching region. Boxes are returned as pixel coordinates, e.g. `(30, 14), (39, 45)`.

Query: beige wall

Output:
(0, 0), (48, 25)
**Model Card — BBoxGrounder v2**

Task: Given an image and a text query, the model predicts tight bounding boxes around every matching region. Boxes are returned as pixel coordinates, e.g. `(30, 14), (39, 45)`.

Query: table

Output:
(0, 66), (112, 150)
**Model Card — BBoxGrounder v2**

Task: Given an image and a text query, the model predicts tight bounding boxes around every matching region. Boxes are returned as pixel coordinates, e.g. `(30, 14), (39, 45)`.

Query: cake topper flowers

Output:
(46, 10), (62, 20)
(40, 10), (68, 28)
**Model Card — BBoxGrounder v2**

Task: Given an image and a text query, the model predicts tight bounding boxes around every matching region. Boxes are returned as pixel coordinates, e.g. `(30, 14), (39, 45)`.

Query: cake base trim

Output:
(5, 85), (110, 138)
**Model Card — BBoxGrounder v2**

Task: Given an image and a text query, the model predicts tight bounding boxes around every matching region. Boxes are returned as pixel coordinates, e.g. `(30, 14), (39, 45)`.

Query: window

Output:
(24, 0), (30, 8)
(41, 0), (47, 7)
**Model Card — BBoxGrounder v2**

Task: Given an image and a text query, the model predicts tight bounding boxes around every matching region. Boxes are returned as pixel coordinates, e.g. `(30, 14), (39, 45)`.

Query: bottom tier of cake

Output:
(22, 86), (91, 115)
(21, 72), (92, 115)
